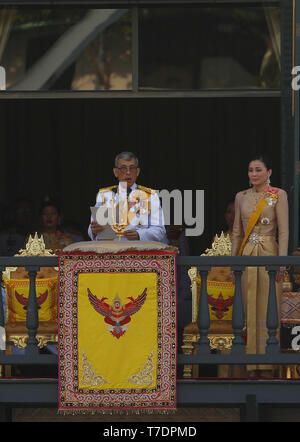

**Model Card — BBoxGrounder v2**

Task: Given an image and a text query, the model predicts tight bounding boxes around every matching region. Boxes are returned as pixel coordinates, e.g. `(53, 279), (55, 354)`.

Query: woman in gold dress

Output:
(38, 201), (74, 253)
(231, 155), (289, 377)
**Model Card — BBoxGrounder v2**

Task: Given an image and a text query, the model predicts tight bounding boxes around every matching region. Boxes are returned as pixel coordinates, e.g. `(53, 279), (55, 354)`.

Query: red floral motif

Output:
(263, 186), (279, 195)
(263, 186), (279, 205)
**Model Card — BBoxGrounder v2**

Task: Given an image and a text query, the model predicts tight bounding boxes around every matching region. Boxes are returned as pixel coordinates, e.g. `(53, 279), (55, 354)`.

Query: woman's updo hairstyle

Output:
(248, 154), (272, 171)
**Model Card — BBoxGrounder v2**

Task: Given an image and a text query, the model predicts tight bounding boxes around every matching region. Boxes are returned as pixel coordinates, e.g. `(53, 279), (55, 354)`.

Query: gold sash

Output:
(238, 196), (268, 256)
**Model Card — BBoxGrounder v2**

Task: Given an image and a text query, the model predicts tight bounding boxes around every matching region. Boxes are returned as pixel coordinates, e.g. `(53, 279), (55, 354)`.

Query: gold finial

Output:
(3, 232), (57, 280)
(16, 232), (55, 257)
(201, 231), (232, 256)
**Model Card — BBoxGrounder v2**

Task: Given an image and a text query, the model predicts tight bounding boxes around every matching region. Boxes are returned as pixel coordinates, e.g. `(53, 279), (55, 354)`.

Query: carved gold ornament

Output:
(201, 232), (232, 256)
(3, 232), (57, 280)
(208, 335), (234, 351)
(9, 334), (58, 349)
(17, 232), (56, 257)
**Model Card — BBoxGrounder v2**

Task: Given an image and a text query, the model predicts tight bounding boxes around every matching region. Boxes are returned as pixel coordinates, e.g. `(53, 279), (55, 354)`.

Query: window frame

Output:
(0, 0), (281, 98)
(0, 0), (297, 253)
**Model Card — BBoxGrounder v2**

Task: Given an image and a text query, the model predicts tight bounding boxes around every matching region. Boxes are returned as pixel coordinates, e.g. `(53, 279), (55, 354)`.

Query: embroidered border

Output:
(58, 252), (177, 413)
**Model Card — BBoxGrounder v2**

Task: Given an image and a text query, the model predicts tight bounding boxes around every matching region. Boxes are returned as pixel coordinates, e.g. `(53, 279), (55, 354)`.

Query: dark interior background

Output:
(0, 96), (280, 254)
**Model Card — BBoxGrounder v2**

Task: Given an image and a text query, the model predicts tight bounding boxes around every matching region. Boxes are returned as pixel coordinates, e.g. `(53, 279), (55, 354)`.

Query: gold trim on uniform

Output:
(98, 185), (154, 194)
(98, 185), (117, 193)
(97, 186), (117, 204)
(137, 185), (156, 195)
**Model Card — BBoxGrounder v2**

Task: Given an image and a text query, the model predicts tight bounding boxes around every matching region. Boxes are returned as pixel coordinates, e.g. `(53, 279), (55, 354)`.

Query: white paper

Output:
(96, 224), (117, 240)
(90, 206), (117, 240)
(90, 206), (98, 222)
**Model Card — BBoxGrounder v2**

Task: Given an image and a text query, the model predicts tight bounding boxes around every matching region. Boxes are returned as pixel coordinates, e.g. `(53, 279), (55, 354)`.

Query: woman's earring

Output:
(266, 177), (271, 185)
(249, 181), (252, 187)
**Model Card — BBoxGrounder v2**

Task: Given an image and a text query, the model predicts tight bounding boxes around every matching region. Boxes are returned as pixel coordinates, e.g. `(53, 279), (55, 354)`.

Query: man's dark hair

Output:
(114, 152), (139, 168)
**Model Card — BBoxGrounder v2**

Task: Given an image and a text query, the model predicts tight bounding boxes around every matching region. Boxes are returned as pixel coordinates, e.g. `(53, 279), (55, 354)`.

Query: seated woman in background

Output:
(37, 200), (82, 253)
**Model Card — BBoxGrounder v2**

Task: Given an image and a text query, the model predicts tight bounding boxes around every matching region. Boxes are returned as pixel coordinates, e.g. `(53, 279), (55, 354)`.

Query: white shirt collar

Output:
(130, 183), (138, 192)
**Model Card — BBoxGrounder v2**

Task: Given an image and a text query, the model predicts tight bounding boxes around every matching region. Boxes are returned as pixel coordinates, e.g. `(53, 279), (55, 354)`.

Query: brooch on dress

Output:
(264, 186), (279, 207)
(261, 217), (270, 225)
(249, 232), (260, 245)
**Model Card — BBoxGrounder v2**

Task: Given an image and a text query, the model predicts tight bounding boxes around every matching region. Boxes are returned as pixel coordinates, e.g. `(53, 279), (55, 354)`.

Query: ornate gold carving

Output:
(111, 223), (129, 240)
(201, 231), (231, 256)
(16, 232), (56, 257)
(188, 266), (198, 284)
(182, 331), (234, 352)
(181, 330), (234, 377)
(3, 232), (57, 280)
(8, 334), (58, 349)
(188, 267), (198, 322)
(208, 335), (234, 351)
(125, 350), (154, 386)
(81, 351), (110, 387)
(181, 330), (199, 377)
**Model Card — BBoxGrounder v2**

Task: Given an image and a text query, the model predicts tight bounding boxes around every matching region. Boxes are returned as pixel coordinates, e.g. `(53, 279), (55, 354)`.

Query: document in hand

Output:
(90, 206), (117, 240)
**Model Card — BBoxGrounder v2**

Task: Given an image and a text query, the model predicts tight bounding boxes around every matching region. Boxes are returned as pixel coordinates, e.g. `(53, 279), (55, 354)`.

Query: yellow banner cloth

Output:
(58, 251), (177, 414)
(77, 272), (158, 390)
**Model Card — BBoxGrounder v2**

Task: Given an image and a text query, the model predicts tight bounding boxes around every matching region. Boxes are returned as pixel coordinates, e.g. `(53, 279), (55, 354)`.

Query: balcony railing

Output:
(1, 254), (300, 421)
(177, 255), (300, 366)
(0, 256), (58, 367)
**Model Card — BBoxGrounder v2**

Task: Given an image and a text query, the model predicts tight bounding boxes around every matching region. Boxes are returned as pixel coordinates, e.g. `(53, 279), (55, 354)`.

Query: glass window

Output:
(0, 8), (132, 91)
(139, 6), (280, 90)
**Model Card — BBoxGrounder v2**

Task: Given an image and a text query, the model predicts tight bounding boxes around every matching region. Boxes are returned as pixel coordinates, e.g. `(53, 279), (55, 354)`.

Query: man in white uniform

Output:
(88, 152), (167, 243)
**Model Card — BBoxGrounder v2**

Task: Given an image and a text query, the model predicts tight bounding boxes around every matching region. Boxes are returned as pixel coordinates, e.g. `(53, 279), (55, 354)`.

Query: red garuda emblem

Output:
(14, 290), (48, 310)
(207, 292), (234, 320)
(87, 288), (147, 339)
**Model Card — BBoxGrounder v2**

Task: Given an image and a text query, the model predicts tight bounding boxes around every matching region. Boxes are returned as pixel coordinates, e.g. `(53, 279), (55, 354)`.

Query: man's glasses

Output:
(117, 166), (137, 173)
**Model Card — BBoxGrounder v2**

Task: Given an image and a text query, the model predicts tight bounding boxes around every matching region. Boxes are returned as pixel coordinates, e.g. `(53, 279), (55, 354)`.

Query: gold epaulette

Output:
(137, 185), (156, 195)
(98, 185), (117, 193)
(97, 185), (117, 204)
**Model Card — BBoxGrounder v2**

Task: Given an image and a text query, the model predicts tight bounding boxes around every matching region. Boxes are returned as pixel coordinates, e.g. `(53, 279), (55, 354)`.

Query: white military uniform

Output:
(88, 182), (167, 243)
